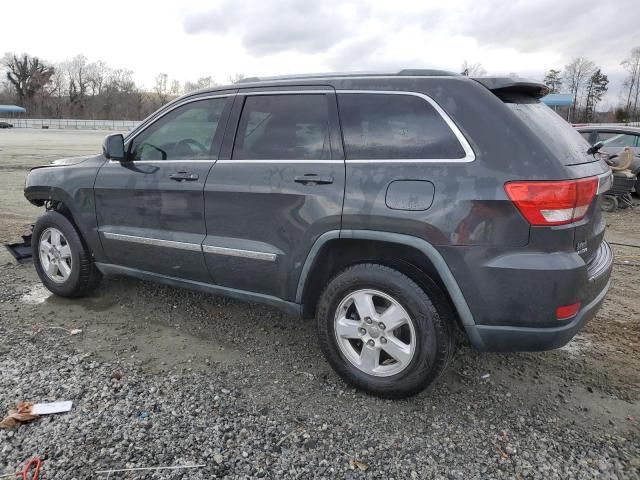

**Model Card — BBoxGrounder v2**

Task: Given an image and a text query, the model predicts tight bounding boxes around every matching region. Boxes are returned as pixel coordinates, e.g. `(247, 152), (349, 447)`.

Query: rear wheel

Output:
(316, 263), (455, 399)
(32, 211), (102, 297)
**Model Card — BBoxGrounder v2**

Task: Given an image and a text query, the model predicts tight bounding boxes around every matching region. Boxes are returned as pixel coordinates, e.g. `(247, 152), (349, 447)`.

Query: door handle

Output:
(169, 171), (199, 182)
(294, 174), (334, 186)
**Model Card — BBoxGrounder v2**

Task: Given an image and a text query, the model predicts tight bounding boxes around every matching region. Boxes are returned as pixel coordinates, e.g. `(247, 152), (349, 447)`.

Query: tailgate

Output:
(569, 164), (612, 265)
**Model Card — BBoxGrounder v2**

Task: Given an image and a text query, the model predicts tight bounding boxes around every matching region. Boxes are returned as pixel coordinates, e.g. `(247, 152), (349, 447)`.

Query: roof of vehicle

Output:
(183, 70), (548, 100)
(574, 124), (640, 133)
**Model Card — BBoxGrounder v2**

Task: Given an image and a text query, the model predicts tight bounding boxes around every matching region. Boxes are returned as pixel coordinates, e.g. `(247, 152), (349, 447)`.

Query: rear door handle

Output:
(169, 171), (199, 182)
(294, 174), (334, 185)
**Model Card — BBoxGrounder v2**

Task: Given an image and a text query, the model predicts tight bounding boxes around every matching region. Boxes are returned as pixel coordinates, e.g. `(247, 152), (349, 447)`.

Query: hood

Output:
(50, 155), (95, 167)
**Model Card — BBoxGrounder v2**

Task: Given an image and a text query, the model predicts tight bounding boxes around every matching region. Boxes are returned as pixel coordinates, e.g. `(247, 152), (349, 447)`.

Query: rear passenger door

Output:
(203, 88), (345, 301)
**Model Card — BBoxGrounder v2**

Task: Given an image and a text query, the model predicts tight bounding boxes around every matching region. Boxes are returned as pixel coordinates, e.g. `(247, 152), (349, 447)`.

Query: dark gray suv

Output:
(24, 70), (614, 398)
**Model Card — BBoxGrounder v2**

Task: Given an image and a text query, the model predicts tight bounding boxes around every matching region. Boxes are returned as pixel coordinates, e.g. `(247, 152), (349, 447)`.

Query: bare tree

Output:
(153, 73), (169, 106)
(87, 60), (110, 96)
(563, 57), (596, 122)
(47, 67), (67, 118)
(66, 54), (91, 115)
(621, 47), (640, 120)
(228, 73), (246, 84)
(460, 61), (486, 77)
(2, 53), (55, 107)
(183, 76), (216, 93)
(170, 79), (182, 97)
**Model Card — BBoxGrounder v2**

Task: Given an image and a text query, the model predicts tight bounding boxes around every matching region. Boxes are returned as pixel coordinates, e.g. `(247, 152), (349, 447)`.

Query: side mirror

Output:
(102, 133), (126, 161)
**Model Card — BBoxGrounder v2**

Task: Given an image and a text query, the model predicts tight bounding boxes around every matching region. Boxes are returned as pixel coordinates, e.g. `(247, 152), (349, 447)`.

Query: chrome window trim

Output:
(102, 232), (202, 252)
(217, 159), (341, 164)
(335, 90), (475, 163)
(202, 245), (277, 262)
(123, 93), (234, 161)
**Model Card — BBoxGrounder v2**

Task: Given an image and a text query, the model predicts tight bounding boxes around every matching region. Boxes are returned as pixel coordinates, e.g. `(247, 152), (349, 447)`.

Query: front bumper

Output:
(455, 240), (613, 352)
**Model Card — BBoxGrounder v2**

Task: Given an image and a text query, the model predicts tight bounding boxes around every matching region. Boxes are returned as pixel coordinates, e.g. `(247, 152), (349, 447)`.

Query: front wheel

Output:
(32, 211), (102, 297)
(316, 264), (455, 399)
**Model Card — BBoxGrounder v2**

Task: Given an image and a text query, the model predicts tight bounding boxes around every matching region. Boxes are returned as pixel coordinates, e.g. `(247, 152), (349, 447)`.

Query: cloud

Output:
(460, 0), (639, 71)
(183, 0), (354, 55)
(180, 0), (640, 103)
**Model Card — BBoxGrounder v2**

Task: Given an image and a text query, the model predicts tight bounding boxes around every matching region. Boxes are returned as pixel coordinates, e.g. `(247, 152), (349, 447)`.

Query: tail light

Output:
(504, 177), (598, 226)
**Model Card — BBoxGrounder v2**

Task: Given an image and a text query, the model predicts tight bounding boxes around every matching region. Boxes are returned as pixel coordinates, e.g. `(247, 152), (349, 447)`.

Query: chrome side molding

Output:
(102, 232), (277, 262)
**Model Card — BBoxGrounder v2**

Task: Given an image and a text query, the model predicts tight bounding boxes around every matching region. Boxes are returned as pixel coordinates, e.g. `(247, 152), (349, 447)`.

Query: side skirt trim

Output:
(95, 263), (301, 317)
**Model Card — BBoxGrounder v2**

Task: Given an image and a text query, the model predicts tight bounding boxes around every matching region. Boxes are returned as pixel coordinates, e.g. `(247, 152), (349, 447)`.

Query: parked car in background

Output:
(575, 125), (640, 193)
(25, 71), (613, 398)
(0, 121), (13, 128)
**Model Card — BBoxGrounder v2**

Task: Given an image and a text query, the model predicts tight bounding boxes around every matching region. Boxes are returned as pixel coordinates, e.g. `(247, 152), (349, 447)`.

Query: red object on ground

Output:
(15, 457), (41, 480)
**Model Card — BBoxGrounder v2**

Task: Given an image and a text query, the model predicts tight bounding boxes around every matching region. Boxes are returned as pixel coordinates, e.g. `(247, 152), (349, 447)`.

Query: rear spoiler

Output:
(472, 77), (549, 99)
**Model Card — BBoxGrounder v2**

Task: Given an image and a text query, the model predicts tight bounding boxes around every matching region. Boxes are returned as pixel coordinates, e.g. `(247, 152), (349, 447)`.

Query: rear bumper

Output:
(450, 240), (613, 352)
(465, 276), (611, 351)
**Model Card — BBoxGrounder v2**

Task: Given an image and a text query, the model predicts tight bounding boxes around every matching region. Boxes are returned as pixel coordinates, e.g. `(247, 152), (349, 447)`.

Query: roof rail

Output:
(236, 69), (459, 84)
(397, 69), (459, 76)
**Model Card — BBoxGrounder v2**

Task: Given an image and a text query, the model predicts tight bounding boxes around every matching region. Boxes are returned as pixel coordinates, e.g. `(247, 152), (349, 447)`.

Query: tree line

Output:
(2, 49), (640, 123)
(0, 52), (245, 120)
(543, 47), (639, 123)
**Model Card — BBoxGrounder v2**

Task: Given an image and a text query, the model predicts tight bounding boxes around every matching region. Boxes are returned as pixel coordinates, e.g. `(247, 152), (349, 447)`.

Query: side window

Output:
(130, 98), (227, 161)
(232, 94), (330, 160)
(596, 132), (637, 148)
(338, 93), (466, 160)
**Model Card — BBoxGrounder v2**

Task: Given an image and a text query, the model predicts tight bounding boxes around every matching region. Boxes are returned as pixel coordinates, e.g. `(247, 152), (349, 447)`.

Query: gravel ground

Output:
(0, 129), (639, 479)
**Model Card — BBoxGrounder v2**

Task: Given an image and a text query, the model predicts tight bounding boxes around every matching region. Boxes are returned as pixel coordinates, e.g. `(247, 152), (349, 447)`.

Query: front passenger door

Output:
(94, 94), (233, 282)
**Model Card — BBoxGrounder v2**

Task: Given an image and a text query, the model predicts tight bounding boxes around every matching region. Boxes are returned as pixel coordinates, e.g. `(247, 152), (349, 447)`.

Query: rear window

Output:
(503, 96), (594, 165)
(337, 93), (466, 160)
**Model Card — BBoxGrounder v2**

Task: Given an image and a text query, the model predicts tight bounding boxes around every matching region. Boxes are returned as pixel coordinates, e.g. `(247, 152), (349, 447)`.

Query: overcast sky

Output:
(2, 0), (638, 105)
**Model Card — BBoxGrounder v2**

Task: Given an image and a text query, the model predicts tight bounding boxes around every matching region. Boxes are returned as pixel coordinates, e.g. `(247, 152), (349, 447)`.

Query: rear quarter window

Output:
(337, 93), (466, 160)
(504, 97), (593, 165)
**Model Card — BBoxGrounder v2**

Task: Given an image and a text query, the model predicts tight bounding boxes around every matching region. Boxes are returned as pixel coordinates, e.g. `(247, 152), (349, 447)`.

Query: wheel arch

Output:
(26, 185), (99, 259)
(297, 230), (478, 337)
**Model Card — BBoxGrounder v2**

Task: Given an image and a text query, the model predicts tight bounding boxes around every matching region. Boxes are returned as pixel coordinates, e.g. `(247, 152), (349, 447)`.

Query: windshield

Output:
(505, 99), (594, 165)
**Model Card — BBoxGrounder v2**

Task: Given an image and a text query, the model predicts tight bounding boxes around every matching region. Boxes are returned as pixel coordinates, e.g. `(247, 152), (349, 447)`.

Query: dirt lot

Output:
(0, 129), (639, 479)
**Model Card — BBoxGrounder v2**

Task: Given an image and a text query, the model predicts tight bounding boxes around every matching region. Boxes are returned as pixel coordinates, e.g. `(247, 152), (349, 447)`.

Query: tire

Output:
(316, 263), (455, 399)
(32, 211), (102, 297)
(601, 195), (618, 213)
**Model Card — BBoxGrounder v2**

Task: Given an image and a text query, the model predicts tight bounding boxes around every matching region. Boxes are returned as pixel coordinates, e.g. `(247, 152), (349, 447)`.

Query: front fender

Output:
(24, 155), (107, 262)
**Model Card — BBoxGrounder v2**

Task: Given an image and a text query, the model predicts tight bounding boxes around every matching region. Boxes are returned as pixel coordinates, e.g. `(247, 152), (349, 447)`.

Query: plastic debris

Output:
(0, 401), (72, 429)
(32, 401), (72, 415)
(481, 373), (490, 380)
